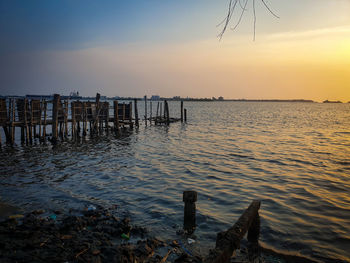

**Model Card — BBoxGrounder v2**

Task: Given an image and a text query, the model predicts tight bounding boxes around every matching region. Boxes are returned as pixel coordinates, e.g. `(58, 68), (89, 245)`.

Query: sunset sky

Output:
(1, 0), (350, 101)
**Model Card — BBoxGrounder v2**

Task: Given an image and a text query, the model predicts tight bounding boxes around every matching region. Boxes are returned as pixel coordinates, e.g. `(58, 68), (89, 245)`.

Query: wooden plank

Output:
(129, 102), (133, 128)
(64, 100), (68, 138)
(144, 95), (147, 125)
(204, 200), (261, 263)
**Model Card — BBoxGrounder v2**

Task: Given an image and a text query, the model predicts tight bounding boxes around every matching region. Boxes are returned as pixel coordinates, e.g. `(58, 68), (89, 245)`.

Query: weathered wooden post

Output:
(52, 94), (60, 144)
(183, 190), (197, 234)
(24, 99), (29, 145)
(64, 100), (68, 138)
(11, 99), (15, 145)
(181, 101), (184, 122)
(113, 100), (120, 133)
(94, 93), (101, 134)
(134, 99), (139, 127)
(165, 100), (170, 125)
(129, 102), (133, 128)
(144, 95), (147, 125)
(204, 200), (261, 263)
(150, 101), (153, 125)
(42, 100), (47, 142)
(71, 102), (76, 139)
(184, 108), (187, 122)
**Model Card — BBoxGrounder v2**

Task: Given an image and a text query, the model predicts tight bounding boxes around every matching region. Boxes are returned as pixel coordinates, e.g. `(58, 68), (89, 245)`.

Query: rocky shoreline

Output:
(0, 204), (321, 263)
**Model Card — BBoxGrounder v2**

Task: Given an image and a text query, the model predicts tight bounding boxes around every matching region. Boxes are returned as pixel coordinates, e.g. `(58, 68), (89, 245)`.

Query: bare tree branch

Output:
(218, 0), (280, 40)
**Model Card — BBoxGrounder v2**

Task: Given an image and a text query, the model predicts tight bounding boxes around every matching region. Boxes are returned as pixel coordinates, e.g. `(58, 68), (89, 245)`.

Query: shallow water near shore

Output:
(1, 101), (350, 262)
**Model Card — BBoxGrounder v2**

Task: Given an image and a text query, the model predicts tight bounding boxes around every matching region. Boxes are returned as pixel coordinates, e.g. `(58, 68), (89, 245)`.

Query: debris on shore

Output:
(0, 205), (205, 263)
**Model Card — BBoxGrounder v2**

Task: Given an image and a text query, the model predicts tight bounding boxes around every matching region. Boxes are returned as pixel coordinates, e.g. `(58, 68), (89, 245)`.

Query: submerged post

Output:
(165, 100), (170, 125)
(114, 100), (120, 133)
(184, 108), (187, 122)
(52, 94), (60, 144)
(183, 190), (197, 234)
(134, 99), (139, 127)
(204, 200), (261, 263)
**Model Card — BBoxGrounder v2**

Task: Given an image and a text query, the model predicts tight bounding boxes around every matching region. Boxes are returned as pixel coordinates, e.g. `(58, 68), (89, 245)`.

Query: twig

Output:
(75, 248), (89, 259)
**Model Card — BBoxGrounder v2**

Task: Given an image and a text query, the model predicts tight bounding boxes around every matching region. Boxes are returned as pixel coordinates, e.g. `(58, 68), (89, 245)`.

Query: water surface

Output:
(1, 102), (350, 262)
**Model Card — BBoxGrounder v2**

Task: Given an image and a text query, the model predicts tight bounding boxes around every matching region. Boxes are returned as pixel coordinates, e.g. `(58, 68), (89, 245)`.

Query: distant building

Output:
(173, 96), (181, 100)
(218, 96), (224, 101)
(151, 95), (160, 100)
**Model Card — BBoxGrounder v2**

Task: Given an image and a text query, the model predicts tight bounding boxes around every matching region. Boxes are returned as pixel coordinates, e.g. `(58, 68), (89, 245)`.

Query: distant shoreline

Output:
(1, 95), (349, 103)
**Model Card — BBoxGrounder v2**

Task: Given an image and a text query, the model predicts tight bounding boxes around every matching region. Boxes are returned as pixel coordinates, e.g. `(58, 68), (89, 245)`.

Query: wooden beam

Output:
(204, 200), (261, 263)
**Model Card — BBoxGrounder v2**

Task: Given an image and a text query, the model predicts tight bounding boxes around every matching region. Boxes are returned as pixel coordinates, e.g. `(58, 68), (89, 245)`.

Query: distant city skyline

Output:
(1, 0), (350, 101)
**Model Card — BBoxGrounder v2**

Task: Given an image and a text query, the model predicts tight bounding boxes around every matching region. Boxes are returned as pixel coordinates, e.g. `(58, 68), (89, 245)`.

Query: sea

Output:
(0, 101), (349, 262)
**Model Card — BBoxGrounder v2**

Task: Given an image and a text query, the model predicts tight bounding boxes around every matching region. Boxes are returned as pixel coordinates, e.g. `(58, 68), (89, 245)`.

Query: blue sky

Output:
(1, 0), (350, 100)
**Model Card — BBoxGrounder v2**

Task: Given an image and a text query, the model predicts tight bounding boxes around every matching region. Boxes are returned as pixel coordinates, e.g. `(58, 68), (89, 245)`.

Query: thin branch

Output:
(231, 0), (249, 31)
(253, 0), (256, 41)
(261, 0), (280, 18)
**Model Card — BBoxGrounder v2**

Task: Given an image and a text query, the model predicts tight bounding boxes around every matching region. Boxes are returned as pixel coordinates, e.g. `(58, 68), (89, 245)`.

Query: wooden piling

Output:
(150, 101), (152, 125)
(114, 101), (120, 133)
(204, 200), (261, 263)
(94, 93), (100, 134)
(11, 99), (15, 145)
(181, 101), (184, 122)
(183, 191), (197, 234)
(83, 102), (87, 136)
(24, 99), (29, 145)
(184, 108), (187, 122)
(71, 102), (76, 139)
(42, 100), (47, 141)
(129, 102), (133, 128)
(52, 94), (60, 144)
(144, 95), (147, 125)
(38, 101), (42, 141)
(134, 99), (139, 127)
(165, 100), (170, 125)
(64, 100), (68, 138)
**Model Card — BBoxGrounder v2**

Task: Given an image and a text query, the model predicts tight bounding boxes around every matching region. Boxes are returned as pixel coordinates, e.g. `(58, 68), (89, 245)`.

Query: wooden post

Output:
(129, 102), (133, 128)
(42, 100), (47, 142)
(184, 108), (187, 122)
(159, 102), (162, 121)
(83, 102), (87, 136)
(38, 100), (42, 141)
(11, 99), (15, 145)
(105, 102), (109, 133)
(71, 102), (76, 139)
(150, 101), (152, 125)
(64, 100), (68, 138)
(94, 93), (100, 134)
(122, 103), (126, 128)
(204, 200), (261, 263)
(24, 99), (29, 145)
(134, 99), (139, 127)
(31, 100), (36, 140)
(155, 102), (160, 124)
(114, 100), (120, 133)
(183, 191), (197, 234)
(181, 101), (184, 122)
(144, 95), (147, 125)
(52, 94), (60, 144)
(165, 100), (170, 125)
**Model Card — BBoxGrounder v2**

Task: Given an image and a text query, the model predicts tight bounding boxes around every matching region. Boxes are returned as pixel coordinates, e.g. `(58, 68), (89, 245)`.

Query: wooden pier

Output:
(0, 94), (187, 146)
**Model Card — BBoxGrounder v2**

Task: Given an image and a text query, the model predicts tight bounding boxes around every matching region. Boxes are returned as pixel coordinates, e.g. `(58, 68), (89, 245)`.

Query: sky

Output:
(1, 0), (350, 101)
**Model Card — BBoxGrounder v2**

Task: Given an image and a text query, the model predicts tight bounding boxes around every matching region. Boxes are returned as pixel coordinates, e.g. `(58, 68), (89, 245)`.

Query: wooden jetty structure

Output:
(0, 94), (188, 146)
